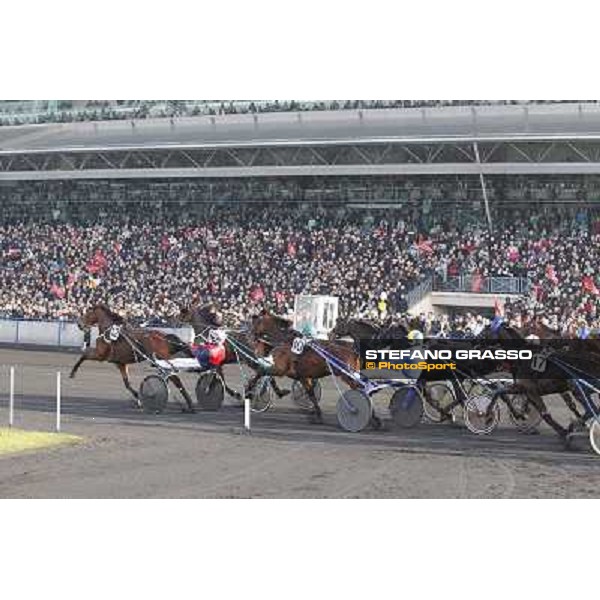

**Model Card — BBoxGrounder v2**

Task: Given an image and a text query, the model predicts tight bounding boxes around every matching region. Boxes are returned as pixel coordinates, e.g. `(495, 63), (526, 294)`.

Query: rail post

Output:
(244, 389), (251, 432)
(9, 366), (14, 427)
(56, 371), (62, 432)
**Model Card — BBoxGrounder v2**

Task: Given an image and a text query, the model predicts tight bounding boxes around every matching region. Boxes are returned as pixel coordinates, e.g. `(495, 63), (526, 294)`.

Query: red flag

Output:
(416, 239), (433, 255)
(87, 250), (107, 274)
(494, 298), (504, 317)
(250, 286), (265, 302)
(582, 275), (599, 295)
(50, 283), (65, 299)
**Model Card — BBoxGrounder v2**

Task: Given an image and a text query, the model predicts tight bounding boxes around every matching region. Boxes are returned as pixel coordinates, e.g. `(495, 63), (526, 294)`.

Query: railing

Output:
(433, 276), (530, 295)
(0, 319), (193, 348)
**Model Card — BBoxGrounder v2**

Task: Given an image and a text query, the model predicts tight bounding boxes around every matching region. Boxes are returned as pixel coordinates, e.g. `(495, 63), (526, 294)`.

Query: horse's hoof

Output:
(308, 414), (324, 425)
(370, 415), (383, 430)
(277, 389), (291, 398)
(563, 431), (576, 450)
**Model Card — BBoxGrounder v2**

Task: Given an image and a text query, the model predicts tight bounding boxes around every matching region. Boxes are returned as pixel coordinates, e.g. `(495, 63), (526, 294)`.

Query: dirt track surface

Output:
(0, 348), (599, 498)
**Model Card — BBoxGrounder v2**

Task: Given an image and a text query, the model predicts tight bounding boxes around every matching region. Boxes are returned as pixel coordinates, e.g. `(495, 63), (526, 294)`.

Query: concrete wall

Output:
(431, 292), (521, 310)
(407, 291), (521, 316)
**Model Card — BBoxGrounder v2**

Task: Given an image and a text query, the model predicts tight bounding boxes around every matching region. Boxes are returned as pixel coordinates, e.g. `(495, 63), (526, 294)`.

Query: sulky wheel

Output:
(195, 372), (225, 411)
(336, 389), (372, 433)
(139, 375), (169, 414)
(464, 394), (501, 435)
(504, 390), (542, 433)
(389, 386), (424, 429)
(250, 376), (274, 413)
(589, 420), (600, 456)
(291, 380), (322, 411)
(422, 382), (457, 423)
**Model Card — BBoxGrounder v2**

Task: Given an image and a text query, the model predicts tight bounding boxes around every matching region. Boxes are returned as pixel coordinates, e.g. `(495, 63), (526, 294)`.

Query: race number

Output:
(291, 337), (307, 355)
(530, 354), (547, 373)
(108, 324), (122, 342)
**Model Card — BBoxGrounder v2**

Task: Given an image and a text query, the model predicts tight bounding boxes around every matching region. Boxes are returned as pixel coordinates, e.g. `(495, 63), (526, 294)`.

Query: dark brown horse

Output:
(250, 311), (371, 425)
(178, 302), (290, 401)
(70, 304), (195, 411)
(482, 320), (600, 444)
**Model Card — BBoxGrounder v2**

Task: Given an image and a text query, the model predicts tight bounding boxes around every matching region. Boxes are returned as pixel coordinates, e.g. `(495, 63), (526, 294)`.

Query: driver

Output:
(192, 329), (227, 368)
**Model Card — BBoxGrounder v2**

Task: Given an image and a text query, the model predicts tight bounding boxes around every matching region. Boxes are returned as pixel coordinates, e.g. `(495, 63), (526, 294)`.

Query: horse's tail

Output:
(164, 333), (193, 357)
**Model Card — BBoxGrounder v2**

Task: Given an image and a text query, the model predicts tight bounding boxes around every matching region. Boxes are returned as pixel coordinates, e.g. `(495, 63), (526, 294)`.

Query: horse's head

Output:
(198, 302), (223, 327)
(178, 303), (194, 324)
(77, 304), (120, 332)
(77, 306), (99, 332)
(251, 311), (293, 342)
(328, 318), (349, 340)
(481, 317), (523, 341)
(179, 301), (223, 329)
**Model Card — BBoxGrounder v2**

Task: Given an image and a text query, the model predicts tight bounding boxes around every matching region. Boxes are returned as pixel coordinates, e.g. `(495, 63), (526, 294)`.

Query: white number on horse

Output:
(291, 338), (307, 355)
(531, 354), (547, 373)
(108, 324), (122, 342)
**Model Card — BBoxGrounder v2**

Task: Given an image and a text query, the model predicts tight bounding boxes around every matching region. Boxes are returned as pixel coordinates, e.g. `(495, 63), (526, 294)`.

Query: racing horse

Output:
(328, 316), (409, 351)
(178, 302), (290, 400)
(481, 319), (600, 444)
(70, 304), (196, 412)
(330, 316), (511, 424)
(250, 310), (377, 426)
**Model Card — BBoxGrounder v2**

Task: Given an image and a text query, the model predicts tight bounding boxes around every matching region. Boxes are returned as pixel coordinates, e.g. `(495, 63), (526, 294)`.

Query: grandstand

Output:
(1, 100), (591, 127)
(1, 100), (599, 336)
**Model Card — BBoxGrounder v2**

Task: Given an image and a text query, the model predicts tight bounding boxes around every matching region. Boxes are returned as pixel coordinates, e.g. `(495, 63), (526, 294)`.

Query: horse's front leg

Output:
(232, 371), (262, 402)
(70, 347), (98, 379)
(304, 378), (323, 424)
(117, 363), (142, 409)
(527, 390), (570, 442)
(270, 378), (290, 398)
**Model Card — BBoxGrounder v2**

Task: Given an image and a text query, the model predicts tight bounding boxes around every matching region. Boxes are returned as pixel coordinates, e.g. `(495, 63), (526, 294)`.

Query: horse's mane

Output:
(271, 313), (293, 328)
(254, 308), (293, 328)
(351, 317), (381, 332)
(93, 304), (125, 324)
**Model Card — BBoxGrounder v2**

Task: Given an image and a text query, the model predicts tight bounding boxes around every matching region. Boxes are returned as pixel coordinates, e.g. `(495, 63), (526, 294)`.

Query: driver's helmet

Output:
(208, 329), (227, 345)
(300, 321), (315, 337)
(407, 330), (424, 343)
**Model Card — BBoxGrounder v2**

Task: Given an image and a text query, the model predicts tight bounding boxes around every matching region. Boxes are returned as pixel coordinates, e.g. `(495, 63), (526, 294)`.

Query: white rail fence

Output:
(2, 364), (64, 432)
(0, 319), (194, 348)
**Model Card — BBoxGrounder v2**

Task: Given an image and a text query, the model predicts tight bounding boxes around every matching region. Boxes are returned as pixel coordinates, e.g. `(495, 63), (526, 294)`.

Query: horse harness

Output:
(97, 323), (149, 363)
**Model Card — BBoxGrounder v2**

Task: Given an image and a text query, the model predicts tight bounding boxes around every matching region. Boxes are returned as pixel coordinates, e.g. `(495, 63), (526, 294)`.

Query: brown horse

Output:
(70, 304), (195, 412)
(178, 302), (290, 401)
(250, 311), (374, 425)
(484, 320), (600, 444)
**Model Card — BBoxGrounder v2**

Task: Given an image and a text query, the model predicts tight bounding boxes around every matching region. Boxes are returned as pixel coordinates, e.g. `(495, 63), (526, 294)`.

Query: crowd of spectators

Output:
(0, 99), (594, 127)
(1, 176), (600, 334)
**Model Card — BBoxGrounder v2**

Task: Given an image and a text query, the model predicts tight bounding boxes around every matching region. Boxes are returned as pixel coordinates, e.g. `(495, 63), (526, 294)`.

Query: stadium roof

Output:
(2, 102), (600, 154)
